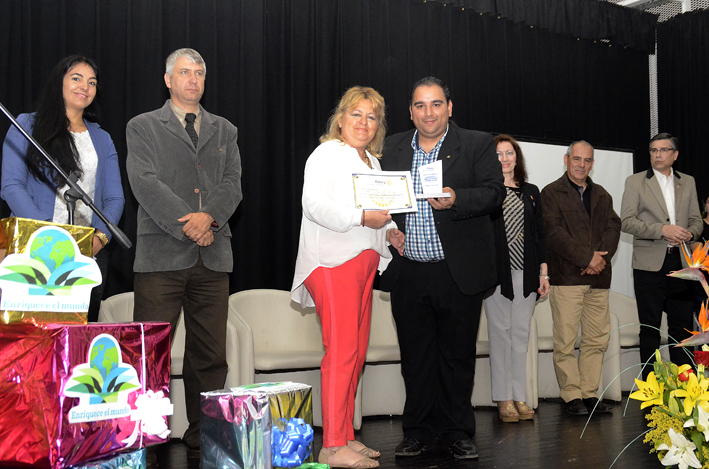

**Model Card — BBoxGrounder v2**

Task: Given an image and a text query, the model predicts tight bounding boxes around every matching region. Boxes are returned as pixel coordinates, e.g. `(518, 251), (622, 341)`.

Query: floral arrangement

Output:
(630, 241), (709, 469)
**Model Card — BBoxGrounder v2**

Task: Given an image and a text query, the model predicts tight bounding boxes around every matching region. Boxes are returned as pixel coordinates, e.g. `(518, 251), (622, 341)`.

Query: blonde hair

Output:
(320, 86), (387, 157)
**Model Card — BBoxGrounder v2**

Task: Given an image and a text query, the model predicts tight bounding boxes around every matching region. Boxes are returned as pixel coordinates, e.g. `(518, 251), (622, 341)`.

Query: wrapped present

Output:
(201, 382), (313, 469)
(200, 389), (272, 469)
(0, 322), (172, 468)
(201, 382), (314, 469)
(243, 383), (314, 468)
(68, 449), (146, 469)
(0, 217), (98, 325)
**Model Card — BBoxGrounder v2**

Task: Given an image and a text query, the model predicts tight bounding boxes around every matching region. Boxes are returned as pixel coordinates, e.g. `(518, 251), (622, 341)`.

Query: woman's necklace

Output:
(68, 112), (86, 133)
(362, 155), (373, 169)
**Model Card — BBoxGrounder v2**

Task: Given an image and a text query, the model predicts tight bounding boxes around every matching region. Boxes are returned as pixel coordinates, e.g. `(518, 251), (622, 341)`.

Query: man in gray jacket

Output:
(620, 133), (702, 379)
(126, 48), (242, 460)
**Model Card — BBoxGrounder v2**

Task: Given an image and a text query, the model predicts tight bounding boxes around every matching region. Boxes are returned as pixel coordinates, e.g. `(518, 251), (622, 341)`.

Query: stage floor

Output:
(151, 395), (659, 469)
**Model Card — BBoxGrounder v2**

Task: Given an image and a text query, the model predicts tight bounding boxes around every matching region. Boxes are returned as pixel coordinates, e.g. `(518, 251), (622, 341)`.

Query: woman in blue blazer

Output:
(1, 55), (124, 320)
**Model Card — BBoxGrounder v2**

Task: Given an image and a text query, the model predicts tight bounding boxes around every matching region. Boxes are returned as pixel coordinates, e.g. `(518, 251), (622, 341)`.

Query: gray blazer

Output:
(126, 100), (242, 273)
(620, 168), (702, 271)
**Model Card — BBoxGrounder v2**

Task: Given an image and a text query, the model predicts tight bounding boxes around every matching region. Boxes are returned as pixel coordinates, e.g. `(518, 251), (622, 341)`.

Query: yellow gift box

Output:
(0, 217), (95, 325)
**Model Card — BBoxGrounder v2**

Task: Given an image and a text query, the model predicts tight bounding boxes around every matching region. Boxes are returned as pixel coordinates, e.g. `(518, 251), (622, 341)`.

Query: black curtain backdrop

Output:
(426, 0), (658, 53)
(657, 9), (709, 205)
(0, 0), (651, 297)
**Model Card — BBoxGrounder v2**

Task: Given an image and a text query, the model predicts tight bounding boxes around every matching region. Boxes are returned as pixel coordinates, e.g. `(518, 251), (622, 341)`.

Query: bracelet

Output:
(361, 211), (365, 227)
(540, 275), (550, 280)
(95, 230), (109, 247)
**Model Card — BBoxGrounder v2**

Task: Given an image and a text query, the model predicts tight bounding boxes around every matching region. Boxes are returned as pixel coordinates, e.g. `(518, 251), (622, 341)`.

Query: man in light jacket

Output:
(620, 133), (702, 379)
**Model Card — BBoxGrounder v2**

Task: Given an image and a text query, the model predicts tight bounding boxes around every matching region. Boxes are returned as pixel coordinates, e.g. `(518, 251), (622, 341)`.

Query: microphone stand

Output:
(64, 171), (82, 226)
(0, 101), (132, 249)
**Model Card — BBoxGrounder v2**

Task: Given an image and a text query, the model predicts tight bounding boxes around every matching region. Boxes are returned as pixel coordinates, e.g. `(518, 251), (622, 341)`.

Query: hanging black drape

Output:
(657, 9), (709, 205)
(0, 0), (651, 297)
(425, 0), (657, 53)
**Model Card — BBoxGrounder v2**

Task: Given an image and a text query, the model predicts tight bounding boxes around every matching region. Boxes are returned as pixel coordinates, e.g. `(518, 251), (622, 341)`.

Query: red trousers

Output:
(304, 249), (379, 447)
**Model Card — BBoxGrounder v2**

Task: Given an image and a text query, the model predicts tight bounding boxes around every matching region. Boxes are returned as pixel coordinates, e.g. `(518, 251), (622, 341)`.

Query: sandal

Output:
(348, 440), (380, 458)
(514, 401), (535, 420)
(318, 446), (379, 468)
(497, 400), (519, 423)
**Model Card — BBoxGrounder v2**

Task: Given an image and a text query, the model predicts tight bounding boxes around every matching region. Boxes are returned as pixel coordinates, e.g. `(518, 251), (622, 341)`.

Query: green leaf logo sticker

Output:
(0, 225), (102, 312)
(65, 333), (141, 423)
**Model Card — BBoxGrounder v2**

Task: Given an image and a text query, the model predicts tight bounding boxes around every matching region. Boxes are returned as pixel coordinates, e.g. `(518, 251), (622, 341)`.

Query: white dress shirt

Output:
(653, 168), (676, 246)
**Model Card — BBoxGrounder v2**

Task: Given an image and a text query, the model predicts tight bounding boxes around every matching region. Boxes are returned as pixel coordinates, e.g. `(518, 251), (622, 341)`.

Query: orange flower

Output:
(679, 368), (695, 382)
(685, 241), (709, 272)
(668, 242), (709, 298)
(697, 301), (709, 335)
(676, 301), (709, 347)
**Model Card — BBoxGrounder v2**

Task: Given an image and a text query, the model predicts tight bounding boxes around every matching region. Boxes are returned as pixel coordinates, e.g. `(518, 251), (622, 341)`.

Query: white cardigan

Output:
(291, 140), (395, 307)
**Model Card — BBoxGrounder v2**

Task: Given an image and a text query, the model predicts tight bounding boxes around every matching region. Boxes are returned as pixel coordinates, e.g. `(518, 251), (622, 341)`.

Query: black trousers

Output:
(133, 255), (229, 447)
(390, 258), (482, 447)
(634, 252), (694, 379)
(87, 248), (109, 322)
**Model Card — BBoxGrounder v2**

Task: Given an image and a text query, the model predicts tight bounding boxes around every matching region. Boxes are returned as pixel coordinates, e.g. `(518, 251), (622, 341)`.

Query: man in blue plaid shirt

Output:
(380, 77), (504, 461)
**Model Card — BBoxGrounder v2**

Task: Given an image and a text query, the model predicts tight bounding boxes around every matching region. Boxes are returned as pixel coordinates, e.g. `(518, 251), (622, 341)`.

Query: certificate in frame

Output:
(352, 171), (417, 214)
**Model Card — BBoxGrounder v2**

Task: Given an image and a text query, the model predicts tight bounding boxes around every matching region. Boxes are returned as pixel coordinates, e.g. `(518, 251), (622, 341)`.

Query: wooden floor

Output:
(154, 395), (660, 469)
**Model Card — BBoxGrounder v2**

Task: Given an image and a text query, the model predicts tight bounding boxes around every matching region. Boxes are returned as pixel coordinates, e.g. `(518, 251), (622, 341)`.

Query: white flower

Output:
(657, 428), (702, 469)
(684, 405), (709, 442)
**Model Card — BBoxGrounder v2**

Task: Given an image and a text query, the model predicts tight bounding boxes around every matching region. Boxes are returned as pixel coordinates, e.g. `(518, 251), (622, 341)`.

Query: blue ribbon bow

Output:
(272, 417), (314, 467)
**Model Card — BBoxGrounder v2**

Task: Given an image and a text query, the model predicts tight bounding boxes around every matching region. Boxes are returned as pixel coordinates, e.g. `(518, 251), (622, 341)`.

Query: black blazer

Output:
(492, 183), (548, 301)
(378, 125), (505, 296)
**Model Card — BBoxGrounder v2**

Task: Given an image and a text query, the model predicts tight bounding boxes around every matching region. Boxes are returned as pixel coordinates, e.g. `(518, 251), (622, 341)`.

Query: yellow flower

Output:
(673, 371), (709, 416)
(644, 406), (684, 452)
(630, 372), (665, 409)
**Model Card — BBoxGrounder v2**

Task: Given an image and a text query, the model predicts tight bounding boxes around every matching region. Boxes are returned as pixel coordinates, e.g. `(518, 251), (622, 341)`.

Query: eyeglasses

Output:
(496, 151), (515, 159)
(650, 147), (674, 155)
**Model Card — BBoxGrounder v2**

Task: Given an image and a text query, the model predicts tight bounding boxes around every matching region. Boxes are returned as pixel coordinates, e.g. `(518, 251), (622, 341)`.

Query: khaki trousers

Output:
(550, 285), (610, 402)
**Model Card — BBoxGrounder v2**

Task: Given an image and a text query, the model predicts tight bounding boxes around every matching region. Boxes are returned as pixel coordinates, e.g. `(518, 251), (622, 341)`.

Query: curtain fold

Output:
(657, 9), (709, 205)
(0, 0), (651, 295)
(425, 0), (658, 53)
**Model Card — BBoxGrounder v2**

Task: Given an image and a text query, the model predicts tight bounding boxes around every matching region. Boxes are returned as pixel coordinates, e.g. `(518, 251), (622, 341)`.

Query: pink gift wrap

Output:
(0, 322), (171, 468)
